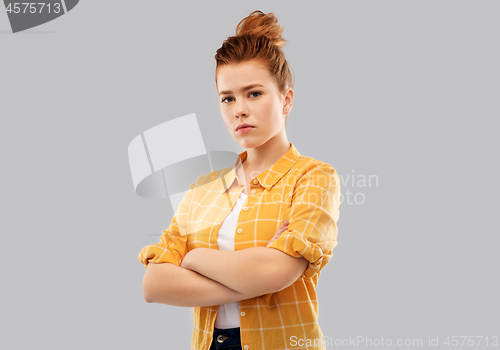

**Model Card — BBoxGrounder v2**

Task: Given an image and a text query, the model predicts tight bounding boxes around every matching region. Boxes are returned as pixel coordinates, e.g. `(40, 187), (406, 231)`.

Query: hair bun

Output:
(236, 10), (288, 49)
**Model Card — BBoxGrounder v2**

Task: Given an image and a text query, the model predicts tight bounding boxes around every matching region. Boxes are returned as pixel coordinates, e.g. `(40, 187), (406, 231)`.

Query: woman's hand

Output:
(266, 220), (289, 248)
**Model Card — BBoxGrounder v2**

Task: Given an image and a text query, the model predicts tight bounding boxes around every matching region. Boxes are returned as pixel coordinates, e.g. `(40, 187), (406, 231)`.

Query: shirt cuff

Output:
(137, 244), (182, 269)
(266, 229), (330, 279)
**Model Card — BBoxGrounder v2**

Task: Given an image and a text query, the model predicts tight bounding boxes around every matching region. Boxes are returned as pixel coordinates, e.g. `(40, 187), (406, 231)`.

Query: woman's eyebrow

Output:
(219, 84), (265, 96)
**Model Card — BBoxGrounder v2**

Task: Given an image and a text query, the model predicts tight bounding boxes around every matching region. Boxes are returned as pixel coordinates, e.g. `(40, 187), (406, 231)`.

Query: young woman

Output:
(138, 10), (341, 350)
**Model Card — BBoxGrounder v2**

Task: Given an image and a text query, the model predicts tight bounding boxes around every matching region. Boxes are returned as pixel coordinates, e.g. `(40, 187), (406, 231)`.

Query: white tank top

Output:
(214, 191), (248, 329)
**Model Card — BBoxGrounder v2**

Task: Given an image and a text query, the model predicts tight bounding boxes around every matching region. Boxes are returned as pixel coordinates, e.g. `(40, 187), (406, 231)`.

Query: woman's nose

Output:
(234, 101), (248, 118)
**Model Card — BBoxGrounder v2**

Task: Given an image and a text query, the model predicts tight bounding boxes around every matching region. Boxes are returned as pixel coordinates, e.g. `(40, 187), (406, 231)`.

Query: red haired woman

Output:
(139, 10), (341, 350)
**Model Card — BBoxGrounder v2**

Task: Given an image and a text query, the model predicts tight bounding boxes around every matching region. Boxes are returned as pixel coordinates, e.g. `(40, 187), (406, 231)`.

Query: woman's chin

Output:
(237, 139), (259, 149)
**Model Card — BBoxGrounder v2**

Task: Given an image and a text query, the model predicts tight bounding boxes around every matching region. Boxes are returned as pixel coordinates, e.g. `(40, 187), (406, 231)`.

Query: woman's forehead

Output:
(217, 62), (273, 90)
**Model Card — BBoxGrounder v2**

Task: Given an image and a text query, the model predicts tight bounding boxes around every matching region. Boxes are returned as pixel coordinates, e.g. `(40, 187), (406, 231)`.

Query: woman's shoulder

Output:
(286, 154), (340, 190)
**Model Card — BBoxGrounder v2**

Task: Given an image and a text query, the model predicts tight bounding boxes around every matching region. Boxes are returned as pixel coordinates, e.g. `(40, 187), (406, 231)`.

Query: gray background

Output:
(1, 1), (498, 349)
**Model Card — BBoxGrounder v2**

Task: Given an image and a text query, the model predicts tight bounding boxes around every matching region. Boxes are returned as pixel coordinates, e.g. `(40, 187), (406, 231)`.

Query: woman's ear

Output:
(283, 105), (291, 115)
(283, 88), (294, 115)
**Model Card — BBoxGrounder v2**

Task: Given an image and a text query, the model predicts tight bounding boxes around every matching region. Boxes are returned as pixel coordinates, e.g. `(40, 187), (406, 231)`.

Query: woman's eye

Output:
(221, 97), (234, 103)
(249, 91), (261, 98)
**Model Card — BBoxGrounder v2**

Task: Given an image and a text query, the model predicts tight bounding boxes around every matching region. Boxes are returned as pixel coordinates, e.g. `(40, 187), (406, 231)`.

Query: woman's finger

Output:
(267, 221), (290, 248)
(277, 222), (289, 234)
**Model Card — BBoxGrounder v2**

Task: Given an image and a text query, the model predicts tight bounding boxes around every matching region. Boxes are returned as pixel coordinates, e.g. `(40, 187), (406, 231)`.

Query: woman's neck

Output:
(243, 137), (291, 174)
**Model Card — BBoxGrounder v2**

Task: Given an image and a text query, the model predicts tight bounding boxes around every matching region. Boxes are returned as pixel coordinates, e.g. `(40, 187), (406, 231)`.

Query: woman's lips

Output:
(236, 126), (255, 133)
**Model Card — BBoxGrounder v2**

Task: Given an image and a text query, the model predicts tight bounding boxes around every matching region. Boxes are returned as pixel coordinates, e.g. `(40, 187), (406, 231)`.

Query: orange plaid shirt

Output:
(138, 142), (341, 350)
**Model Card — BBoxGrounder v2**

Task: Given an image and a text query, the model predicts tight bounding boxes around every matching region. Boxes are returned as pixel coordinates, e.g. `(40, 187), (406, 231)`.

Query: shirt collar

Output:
(221, 142), (301, 193)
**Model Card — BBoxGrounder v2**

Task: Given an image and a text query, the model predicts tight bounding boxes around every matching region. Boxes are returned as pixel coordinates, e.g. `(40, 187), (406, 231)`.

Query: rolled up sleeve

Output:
(137, 183), (194, 268)
(267, 162), (341, 279)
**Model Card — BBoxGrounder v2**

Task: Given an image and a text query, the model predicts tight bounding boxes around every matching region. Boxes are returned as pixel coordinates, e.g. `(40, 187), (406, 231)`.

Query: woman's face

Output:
(217, 60), (292, 150)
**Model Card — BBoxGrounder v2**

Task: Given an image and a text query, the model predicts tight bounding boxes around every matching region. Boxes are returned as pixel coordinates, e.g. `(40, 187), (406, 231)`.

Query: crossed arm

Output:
(142, 246), (308, 307)
(180, 247), (308, 295)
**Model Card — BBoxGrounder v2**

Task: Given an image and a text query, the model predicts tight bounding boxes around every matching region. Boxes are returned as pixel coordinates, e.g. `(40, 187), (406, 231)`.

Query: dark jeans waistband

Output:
(210, 327), (242, 350)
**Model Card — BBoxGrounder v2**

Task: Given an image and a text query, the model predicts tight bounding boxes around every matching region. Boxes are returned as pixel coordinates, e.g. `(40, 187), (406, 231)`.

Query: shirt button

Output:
(253, 179), (258, 184)
(237, 228), (242, 234)
(244, 345), (249, 350)
(240, 311), (246, 317)
(243, 207), (248, 211)
(251, 190), (256, 194)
